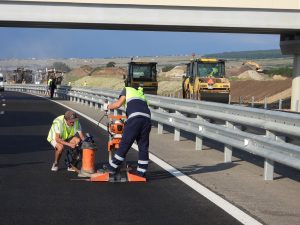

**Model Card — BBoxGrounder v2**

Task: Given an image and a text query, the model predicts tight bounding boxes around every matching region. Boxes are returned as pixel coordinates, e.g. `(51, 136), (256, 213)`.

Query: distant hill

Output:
(203, 49), (290, 60)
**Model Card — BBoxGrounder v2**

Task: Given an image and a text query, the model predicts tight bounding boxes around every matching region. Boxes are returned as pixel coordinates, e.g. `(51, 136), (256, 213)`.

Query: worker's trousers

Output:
(111, 116), (151, 173)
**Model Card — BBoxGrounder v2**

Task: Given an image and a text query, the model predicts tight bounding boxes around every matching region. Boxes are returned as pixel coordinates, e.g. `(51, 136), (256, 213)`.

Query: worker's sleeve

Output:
(53, 123), (61, 134)
(119, 88), (126, 99)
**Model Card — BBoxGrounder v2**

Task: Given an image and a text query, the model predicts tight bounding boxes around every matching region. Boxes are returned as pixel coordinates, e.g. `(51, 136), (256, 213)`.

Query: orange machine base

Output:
(89, 172), (109, 182)
(127, 172), (147, 182)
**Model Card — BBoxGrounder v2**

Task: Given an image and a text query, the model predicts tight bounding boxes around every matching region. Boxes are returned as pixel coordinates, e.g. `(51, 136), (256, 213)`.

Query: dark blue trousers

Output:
(111, 116), (151, 173)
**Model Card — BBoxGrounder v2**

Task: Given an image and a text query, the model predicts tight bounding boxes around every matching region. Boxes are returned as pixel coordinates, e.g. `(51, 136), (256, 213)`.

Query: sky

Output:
(0, 27), (280, 59)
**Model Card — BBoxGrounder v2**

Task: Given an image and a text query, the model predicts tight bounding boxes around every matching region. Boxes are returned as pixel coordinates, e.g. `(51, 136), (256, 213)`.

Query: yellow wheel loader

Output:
(124, 60), (158, 95)
(182, 58), (230, 103)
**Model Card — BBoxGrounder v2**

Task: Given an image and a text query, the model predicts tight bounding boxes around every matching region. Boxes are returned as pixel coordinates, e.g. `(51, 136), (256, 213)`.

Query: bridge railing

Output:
(6, 84), (300, 181)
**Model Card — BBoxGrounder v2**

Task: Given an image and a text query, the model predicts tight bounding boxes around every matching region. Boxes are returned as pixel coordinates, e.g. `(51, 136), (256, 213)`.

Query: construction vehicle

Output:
(46, 68), (64, 85)
(182, 58), (230, 103)
(13, 67), (33, 83)
(242, 61), (264, 73)
(124, 60), (158, 95)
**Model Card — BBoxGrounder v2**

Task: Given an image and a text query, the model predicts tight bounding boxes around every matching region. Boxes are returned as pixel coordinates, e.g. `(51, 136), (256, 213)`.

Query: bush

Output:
(265, 66), (293, 77)
(52, 62), (71, 73)
(162, 65), (175, 72)
(106, 61), (116, 67)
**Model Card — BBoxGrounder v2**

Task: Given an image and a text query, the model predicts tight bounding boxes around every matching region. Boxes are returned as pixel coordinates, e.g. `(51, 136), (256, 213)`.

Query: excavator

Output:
(124, 60), (158, 95)
(182, 58), (230, 103)
(242, 61), (264, 73)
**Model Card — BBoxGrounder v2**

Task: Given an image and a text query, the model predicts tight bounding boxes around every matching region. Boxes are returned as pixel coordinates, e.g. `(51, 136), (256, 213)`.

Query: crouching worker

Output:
(105, 86), (152, 178)
(47, 110), (85, 172)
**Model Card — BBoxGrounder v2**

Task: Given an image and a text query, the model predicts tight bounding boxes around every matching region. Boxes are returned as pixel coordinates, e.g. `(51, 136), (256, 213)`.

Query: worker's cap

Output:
(64, 111), (78, 121)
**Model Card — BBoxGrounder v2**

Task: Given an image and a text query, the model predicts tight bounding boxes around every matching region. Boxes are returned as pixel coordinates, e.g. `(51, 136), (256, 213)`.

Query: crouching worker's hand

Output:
(68, 142), (76, 149)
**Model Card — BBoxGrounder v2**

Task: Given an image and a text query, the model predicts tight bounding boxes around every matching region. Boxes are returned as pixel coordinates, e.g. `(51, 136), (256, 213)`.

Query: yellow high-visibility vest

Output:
(47, 115), (79, 142)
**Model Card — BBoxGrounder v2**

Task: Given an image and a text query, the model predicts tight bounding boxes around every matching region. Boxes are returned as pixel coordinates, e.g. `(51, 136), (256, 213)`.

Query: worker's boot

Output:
(103, 163), (117, 175)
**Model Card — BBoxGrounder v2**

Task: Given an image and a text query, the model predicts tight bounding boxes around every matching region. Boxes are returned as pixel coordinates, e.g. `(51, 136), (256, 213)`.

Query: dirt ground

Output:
(65, 61), (293, 104)
(230, 79), (292, 103)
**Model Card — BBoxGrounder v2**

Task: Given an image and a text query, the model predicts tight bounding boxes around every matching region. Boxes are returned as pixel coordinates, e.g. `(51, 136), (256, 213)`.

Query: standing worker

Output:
(49, 78), (56, 99)
(105, 86), (151, 178)
(47, 111), (85, 171)
(47, 78), (52, 96)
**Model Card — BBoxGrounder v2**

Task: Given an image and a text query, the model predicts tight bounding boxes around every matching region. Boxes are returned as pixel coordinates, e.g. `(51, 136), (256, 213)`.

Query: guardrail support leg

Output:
(224, 145), (232, 163)
(264, 159), (274, 180)
(158, 123), (163, 134)
(174, 128), (180, 141)
(195, 135), (203, 151)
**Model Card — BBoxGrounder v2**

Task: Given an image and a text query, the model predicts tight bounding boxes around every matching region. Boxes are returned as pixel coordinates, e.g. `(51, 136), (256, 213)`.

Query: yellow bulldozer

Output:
(182, 58), (230, 103)
(124, 60), (158, 95)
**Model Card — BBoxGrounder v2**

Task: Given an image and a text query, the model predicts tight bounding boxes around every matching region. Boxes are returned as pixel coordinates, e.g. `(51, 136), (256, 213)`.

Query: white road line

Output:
(34, 94), (263, 225)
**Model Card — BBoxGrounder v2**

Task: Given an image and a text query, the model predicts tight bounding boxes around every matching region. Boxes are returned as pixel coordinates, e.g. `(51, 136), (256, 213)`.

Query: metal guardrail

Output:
(5, 84), (300, 181)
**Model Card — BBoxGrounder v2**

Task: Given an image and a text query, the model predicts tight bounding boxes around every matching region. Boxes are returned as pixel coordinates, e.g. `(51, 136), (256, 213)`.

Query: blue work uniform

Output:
(110, 87), (152, 175)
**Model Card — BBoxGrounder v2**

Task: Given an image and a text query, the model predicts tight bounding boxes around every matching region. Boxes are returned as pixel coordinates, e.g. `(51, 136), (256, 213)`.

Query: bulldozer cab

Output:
(125, 61), (158, 95)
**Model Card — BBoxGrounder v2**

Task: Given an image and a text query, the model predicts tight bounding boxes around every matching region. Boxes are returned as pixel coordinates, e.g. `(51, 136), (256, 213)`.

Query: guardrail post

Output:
(195, 135), (203, 151)
(224, 121), (233, 162)
(195, 116), (206, 150)
(264, 159), (274, 181)
(264, 130), (276, 180)
(264, 97), (268, 109)
(279, 99), (283, 110)
(158, 123), (163, 134)
(174, 127), (180, 141)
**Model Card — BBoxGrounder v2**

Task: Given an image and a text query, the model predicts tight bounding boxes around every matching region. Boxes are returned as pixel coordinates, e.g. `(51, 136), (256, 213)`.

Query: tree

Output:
(52, 62), (71, 73)
(106, 61), (116, 67)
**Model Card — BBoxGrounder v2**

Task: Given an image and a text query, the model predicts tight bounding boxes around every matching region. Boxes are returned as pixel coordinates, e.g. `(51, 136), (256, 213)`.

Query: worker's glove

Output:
(103, 99), (109, 114)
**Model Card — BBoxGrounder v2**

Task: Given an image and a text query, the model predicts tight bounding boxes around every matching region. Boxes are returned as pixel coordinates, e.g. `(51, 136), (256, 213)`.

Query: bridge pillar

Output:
(280, 34), (300, 112)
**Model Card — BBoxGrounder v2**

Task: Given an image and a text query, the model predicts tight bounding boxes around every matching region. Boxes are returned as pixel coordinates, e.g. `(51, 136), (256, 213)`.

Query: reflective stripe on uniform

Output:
(114, 154), (125, 161)
(138, 160), (149, 165)
(109, 161), (118, 168)
(137, 167), (146, 173)
(128, 112), (151, 120)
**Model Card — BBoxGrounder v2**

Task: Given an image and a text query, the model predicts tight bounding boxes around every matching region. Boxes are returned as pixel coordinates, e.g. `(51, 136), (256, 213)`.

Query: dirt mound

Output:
(91, 67), (126, 77)
(272, 75), (287, 80)
(162, 66), (186, 78)
(70, 65), (93, 77)
(237, 70), (265, 80)
(230, 79), (292, 103)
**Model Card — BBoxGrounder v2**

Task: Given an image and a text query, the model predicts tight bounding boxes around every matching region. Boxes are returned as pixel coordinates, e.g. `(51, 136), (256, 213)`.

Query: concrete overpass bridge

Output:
(0, 0), (300, 110)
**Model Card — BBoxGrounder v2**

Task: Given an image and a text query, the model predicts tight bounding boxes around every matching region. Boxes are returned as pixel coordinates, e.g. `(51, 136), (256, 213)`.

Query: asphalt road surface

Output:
(0, 91), (243, 225)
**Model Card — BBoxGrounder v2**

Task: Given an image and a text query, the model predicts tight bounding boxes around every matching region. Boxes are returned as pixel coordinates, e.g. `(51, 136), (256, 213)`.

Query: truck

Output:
(182, 58), (230, 103)
(0, 73), (4, 91)
(13, 68), (33, 83)
(45, 68), (64, 85)
(124, 61), (158, 95)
